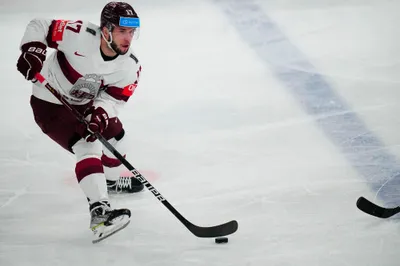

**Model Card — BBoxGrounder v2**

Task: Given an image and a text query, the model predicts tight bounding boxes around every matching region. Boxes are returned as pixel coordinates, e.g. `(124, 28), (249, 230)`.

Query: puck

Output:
(215, 237), (228, 244)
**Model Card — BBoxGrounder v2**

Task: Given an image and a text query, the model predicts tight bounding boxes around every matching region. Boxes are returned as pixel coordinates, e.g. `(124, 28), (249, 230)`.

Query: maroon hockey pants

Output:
(30, 96), (123, 153)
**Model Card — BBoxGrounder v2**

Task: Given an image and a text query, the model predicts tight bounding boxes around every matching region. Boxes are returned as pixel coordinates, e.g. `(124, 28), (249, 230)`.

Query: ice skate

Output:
(107, 176), (144, 194)
(90, 201), (131, 243)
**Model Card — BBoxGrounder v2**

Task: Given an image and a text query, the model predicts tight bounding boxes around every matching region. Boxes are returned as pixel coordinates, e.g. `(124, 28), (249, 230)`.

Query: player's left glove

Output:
(79, 106), (109, 142)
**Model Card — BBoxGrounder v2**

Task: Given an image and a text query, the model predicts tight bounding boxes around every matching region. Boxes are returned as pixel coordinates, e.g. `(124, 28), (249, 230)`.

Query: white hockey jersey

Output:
(20, 18), (142, 117)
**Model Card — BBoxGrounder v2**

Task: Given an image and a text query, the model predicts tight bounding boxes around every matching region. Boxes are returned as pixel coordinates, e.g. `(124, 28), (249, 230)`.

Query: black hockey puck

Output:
(215, 237), (228, 244)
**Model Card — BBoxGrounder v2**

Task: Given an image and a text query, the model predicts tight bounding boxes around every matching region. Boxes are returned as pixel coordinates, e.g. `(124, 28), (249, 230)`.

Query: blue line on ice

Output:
(214, 0), (400, 206)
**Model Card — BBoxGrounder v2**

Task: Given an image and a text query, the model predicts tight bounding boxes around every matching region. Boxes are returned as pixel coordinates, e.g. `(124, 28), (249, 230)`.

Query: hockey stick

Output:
(356, 196), (400, 219)
(34, 73), (238, 238)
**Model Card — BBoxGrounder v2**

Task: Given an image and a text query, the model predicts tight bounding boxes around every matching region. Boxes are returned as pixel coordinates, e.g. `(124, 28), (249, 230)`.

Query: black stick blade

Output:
(188, 220), (238, 238)
(356, 196), (400, 219)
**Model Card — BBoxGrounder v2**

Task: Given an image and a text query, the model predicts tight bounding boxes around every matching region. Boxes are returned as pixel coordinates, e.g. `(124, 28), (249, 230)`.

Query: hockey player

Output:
(16, 2), (143, 242)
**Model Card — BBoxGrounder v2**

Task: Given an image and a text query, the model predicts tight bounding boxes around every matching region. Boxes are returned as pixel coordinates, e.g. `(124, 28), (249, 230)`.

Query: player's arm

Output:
(84, 65), (142, 142)
(19, 18), (84, 49)
(17, 18), (82, 80)
(98, 65), (142, 118)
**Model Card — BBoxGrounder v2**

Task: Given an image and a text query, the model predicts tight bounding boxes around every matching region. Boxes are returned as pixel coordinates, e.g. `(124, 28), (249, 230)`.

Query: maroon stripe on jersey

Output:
(75, 158), (104, 183)
(57, 51), (83, 84)
(105, 86), (130, 102)
(101, 153), (125, 168)
(46, 20), (59, 49)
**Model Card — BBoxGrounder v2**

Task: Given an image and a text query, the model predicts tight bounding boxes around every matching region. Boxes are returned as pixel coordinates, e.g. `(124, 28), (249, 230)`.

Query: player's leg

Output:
(101, 117), (144, 193)
(30, 96), (131, 241)
(72, 139), (131, 241)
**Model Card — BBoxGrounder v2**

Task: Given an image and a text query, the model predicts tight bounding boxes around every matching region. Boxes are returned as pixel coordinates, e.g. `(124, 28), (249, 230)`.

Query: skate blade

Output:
(92, 215), (130, 244)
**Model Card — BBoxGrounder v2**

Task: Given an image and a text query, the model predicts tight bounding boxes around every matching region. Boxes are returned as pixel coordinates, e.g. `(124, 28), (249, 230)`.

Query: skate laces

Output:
(116, 176), (132, 192)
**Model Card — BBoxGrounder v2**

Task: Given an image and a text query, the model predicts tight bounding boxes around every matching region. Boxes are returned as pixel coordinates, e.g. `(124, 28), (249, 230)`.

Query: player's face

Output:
(111, 26), (137, 55)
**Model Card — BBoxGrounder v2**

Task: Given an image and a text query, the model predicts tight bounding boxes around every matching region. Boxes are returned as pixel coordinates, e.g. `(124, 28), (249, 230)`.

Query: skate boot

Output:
(107, 176), (144, 194)
(90, 200), (131, 243)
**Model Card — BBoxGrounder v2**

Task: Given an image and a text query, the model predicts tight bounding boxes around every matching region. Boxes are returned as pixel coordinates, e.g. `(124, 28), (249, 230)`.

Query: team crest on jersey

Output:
(70, 74), (103, 101)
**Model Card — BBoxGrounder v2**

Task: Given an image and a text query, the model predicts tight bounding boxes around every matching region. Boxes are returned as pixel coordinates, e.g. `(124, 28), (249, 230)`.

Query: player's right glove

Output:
(16, 41), (47, 80)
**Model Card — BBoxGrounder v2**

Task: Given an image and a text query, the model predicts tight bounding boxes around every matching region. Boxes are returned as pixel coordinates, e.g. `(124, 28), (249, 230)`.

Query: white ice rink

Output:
(1, 0), (400, 265)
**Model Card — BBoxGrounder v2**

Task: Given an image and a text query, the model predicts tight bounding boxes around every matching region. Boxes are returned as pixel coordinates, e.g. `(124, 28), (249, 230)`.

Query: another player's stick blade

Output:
(92, 218), (130, 244)
(189, 220), (238, 238)
(356, 197), (400, 219)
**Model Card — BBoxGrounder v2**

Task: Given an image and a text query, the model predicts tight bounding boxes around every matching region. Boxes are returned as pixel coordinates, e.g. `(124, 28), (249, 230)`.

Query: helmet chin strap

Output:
(101, 27), (117, 53)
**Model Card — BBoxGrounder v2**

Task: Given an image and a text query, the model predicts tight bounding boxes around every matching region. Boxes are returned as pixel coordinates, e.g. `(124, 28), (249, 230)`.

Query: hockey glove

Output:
(17, 42), (47, 80)
(84, 106), (109, 142)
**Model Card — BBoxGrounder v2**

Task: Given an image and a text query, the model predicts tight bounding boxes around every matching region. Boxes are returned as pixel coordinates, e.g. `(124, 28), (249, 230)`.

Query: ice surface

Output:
(1, 0), (400, 265)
